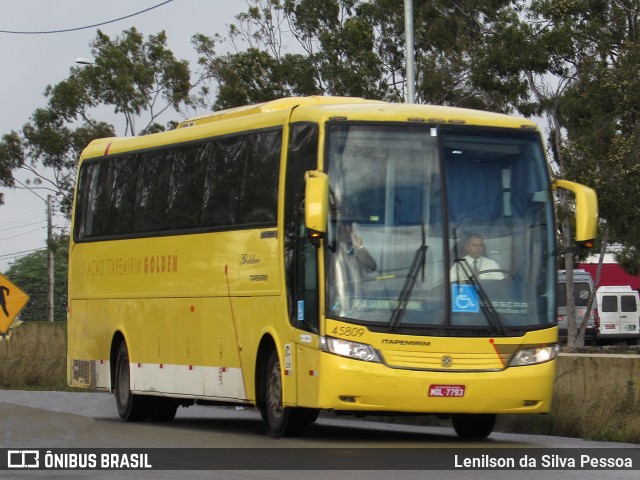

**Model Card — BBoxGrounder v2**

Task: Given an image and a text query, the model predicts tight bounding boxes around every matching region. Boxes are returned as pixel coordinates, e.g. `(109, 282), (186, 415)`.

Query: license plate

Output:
(624, 324), (637, 331)
(428, 384), (465, 397)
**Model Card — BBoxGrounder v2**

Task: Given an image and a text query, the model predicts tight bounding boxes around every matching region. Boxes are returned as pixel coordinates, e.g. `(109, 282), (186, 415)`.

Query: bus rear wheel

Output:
(264, 350), (318, 437)
(451, 413), (496, 439)
(114, 341), (148, 422)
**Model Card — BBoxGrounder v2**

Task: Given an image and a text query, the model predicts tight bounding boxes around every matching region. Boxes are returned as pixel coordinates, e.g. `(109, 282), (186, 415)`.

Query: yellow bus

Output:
(67, 96), (597, 438)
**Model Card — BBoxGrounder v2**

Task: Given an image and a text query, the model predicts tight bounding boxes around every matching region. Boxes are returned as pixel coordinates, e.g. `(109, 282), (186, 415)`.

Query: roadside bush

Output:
(0, 321), (67, 390)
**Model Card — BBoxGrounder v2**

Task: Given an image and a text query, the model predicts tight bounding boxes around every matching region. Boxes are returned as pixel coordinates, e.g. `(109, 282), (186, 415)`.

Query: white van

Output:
(557, 269), (597, 344)
(596, 286), (640, 344)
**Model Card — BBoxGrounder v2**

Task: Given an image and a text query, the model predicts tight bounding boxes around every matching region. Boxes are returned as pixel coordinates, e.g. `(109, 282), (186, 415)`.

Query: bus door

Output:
(292, 202), (321, 406)
(284, 123), (322, 406)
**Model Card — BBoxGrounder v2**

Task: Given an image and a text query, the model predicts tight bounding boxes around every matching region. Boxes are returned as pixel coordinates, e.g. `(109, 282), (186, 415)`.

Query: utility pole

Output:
(47, 195), (54, 323)
(404, 0), (416, 104)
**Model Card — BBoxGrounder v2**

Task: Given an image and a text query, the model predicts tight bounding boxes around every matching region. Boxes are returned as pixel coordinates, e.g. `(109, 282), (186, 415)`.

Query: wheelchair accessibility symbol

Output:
(451, 285), (479, 313)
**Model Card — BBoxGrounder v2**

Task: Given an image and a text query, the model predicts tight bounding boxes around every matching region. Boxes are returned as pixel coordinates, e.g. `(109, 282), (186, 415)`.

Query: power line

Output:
(1, 220), (45, 232)
(11, 179), (47, 202)
(1, 205), (44, 224)
(0, 0), (176, 35)
(0, 247), (46, 260)
(0, 227), (45, 243)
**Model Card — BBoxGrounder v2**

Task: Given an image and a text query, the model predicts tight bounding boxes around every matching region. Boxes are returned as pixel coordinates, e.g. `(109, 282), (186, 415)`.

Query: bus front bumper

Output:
(313, 352), (555, 415)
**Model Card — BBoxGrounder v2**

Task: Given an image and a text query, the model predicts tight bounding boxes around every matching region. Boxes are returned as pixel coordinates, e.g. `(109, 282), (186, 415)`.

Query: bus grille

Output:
(382, 349), (507, 371)
(71, 359), (95, 387)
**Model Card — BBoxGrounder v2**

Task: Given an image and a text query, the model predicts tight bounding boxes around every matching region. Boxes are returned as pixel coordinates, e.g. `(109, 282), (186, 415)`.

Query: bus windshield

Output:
(325, 123), (555, 335)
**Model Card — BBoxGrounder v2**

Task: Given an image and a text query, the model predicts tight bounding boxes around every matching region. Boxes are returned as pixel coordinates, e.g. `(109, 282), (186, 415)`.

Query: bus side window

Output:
(296, 203), (319, 333)
(238, 130), (281, 224)
(166, 144), (207, 230)
(134, 151), (171, 232)
(104, 156), (139, 235)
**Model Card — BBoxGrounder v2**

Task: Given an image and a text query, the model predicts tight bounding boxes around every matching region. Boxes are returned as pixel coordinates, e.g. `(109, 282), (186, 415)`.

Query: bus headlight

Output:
(320, 336), (381, 363)
(509, 344), (559, 366)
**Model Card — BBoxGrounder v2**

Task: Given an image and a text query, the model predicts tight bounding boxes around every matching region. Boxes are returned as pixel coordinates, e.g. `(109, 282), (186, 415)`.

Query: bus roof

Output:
(81, 96), (540, 160)
(177, 96), (538, 130)
(176, 96), (378, 128)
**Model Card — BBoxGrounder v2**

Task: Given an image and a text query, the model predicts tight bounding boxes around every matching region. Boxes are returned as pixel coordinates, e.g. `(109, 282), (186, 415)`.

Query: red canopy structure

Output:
(578, 257), (640, 290)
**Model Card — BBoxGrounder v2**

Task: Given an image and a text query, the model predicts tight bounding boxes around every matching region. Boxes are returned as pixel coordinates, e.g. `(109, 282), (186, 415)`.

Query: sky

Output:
(0, 0), (244, 272)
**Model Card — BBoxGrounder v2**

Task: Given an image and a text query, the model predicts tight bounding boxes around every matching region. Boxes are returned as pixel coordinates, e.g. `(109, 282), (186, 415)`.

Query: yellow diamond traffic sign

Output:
(0, 274), (30, 334)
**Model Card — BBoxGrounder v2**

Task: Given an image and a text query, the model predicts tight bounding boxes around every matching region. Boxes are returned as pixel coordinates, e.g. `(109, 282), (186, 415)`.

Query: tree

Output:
(2, 113), (115, 216)
(194, 0), (522, 110)
(0, 27), (196, 217)
(529, 0), (640, 345)
(0, 132), (24, 205)
(561, 2), (640, 261)
(3, 234), (69, 322)
(51, 28), (194, 136)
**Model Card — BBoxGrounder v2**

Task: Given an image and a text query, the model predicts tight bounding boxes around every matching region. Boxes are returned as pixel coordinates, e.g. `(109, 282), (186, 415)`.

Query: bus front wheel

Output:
(147, 397), (178, 422)
(115, 342), (148, 422)
(451, 413), (496, 439)
(264, 350), (317, 437)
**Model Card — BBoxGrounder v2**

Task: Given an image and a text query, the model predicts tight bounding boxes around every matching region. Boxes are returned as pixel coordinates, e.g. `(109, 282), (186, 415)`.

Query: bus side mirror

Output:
(552, 179), (598, 248)
(304, 170), (329, 237)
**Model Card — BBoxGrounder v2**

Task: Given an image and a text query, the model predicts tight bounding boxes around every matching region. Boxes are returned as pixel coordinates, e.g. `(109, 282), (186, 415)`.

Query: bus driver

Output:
(450, 234), (504, 282)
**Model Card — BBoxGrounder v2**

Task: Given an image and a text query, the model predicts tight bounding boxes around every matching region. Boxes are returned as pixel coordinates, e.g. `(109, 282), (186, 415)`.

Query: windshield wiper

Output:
(389, 222), (428, 331)
(452, 259), (507, 335)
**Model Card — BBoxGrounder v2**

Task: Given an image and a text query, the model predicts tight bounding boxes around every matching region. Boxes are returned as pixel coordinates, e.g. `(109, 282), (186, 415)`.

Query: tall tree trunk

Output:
(578, 226), (608, 346)
(563, 201), (578, 348)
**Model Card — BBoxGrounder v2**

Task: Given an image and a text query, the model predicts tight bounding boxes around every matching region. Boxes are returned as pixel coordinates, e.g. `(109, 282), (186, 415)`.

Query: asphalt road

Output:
(0, 390), (638, 480)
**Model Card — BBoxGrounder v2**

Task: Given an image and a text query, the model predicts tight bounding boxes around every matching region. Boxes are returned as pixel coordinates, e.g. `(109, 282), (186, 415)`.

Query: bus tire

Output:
(147, 397), (178, 422)
(115, 341), (148, 422)
(264, 350), (316, 437)
(451, 413), (496, 439)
